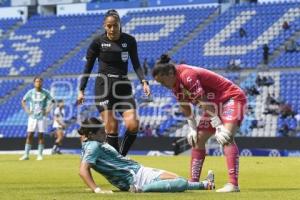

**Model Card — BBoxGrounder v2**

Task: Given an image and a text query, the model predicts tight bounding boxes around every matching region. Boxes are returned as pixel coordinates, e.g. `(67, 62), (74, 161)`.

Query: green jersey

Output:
(22, 88), (54, 120)
(81, 140), (141, 191)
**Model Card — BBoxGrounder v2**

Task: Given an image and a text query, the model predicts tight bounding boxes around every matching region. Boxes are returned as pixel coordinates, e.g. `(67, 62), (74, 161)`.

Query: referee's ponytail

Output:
(152, 54), (176, 77)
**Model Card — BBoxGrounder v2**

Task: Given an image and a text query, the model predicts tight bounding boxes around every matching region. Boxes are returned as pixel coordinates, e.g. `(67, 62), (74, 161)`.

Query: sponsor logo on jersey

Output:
(101, 43), (111, 48)
(222, 108), (234, 120)
(121, 51), (129, 62)
(121, 43), (127, 48)
(99, 100), (109, 106)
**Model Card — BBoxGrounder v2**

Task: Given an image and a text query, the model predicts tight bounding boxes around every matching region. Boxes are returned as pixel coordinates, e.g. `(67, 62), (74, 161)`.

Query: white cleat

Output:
(19, 155), (29, 160)
(205, 170), (215, 190)
(216, 183), (240, 192)
(36, 155), (43, 161)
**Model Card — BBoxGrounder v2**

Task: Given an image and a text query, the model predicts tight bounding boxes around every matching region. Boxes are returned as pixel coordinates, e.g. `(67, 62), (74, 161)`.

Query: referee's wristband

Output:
(141, 80), (149, 85)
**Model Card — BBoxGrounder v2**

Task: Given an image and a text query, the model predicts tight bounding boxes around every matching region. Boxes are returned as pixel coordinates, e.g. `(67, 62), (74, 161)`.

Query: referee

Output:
(78, 9), (151, 156)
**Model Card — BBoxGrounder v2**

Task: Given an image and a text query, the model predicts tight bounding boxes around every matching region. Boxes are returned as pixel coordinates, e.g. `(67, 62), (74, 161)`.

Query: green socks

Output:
(24, 144), (31, 156)
(38, 144), (44, 156)
(142, 177), (188, 192)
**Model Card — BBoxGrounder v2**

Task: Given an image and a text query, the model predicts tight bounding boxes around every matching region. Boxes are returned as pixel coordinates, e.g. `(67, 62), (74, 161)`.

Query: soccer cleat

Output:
(19, 155), (29, 160)
(216, 183), (240, 192)
(205, 170), (215, 190)
(36, 155), (43, 161)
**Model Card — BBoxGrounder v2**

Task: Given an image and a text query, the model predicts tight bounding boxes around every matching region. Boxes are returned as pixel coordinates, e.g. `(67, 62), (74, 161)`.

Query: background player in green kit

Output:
(78, 118), (215, 193)
(19, 77), (54, 161)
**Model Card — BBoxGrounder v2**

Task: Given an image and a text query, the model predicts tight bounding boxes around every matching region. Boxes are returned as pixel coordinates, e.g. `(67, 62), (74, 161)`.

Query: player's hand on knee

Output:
(210, 116), (232, 145)
(215, 125), (232, 145)
(187, 128), (198, 147)
(187, 118), (198, 147)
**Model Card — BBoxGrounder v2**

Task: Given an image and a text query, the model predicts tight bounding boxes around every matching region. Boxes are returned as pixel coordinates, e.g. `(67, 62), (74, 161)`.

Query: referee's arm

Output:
(79, 40), (99, 92)
(129, 37), (146, 83)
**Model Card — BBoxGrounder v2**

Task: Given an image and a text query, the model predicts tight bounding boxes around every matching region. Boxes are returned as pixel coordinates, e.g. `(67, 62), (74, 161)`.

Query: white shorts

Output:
(133, 166), (164, 191)
(52, 126), (65, 135)
(53, 124), (65, 131)
(53, 120), (65, 130)
(27, 117), (47, 133)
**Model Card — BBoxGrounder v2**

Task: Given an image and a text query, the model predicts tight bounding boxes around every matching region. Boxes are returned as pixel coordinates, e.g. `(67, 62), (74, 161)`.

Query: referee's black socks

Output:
(106, 134), (119, 152)
(120, 130), (137, 156)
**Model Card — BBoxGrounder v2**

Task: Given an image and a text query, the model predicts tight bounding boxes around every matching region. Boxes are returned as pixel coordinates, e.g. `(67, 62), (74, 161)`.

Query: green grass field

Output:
(0, 155), (299, 200)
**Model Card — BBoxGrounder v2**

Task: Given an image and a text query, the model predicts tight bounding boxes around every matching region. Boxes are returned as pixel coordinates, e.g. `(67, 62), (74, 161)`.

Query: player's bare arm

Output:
(79, 162), (98, 191)
(44, 101), (54, 116)
(21, 100), (31, 115)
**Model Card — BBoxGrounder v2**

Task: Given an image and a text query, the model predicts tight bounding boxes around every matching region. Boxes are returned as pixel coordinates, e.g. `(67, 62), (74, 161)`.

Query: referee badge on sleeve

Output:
(121, 52), (129, 62)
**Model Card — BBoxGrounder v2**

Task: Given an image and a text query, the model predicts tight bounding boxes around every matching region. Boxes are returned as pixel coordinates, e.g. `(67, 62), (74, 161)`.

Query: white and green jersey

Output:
(81, 140), (141, 191)
(22, 88), (54, 120)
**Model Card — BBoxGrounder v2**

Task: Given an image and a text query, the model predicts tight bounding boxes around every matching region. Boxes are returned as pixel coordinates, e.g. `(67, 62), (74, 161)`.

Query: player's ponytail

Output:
(152, 54), (176, 77)
(159, 54), (171, 64)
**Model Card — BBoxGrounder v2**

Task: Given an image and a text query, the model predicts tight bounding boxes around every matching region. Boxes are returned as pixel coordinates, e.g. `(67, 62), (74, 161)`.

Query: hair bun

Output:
(106, 9), (119, 16)
(160, 54), (171, 64)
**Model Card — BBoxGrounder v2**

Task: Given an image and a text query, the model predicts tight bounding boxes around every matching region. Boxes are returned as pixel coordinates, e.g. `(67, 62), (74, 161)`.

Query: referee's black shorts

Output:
(94, 74), (136, 113)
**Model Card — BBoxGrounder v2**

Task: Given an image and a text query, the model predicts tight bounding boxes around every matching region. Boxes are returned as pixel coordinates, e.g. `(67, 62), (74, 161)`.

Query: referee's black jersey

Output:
(80, 32), (145, 91)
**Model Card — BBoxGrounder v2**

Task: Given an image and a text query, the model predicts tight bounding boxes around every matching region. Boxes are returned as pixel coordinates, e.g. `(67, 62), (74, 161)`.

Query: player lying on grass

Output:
(78, 117), (215, 193)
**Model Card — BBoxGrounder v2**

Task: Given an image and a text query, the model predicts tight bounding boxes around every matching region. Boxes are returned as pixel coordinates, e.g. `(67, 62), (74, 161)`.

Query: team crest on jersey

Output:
(32, 92), (45, 102)
(121, 51), (129, 62)
(121, 43), (127, 48)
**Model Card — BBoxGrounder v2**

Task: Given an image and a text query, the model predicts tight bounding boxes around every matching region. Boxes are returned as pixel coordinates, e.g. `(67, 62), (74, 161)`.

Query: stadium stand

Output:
(0, 13), (103, 76)
(0, 79), (24, 98)
(0, 84), (31, 138)
(271, 37), (300, 68)
(0, 17), (20, 36)
(53, 6), (218, 74)
(55, 48), (88, 75)
(122, 5), (218, 72)
(172, 1), (300, 69)
(1, 1), (300, 139)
